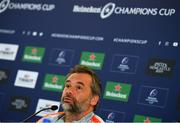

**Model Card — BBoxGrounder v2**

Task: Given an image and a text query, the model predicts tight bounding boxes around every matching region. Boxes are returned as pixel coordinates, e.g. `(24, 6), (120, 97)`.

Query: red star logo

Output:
(144, 118), (150, 123)
(52, 76), (58, 84)
(89, 53), (96, 61)
(115, 85), (121, 91)
(31, 48), (37, 54)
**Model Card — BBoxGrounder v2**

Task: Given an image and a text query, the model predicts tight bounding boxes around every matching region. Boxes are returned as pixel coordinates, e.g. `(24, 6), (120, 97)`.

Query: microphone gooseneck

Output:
(21, 105), (58, 122)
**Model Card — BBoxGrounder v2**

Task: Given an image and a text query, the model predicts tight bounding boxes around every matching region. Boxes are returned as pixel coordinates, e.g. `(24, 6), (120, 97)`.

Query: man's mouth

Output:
(63, 96), (73, 104)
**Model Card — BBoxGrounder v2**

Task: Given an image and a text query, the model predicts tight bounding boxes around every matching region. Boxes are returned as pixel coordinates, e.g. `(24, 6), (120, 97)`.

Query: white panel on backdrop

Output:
(0, 43), (19, 61)
(35, 99), (60, 117)
(14, 70), (39, 89)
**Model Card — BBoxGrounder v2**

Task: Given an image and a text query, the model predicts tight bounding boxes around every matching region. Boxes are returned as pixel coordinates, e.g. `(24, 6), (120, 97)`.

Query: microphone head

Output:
(50, 105), (58, 111)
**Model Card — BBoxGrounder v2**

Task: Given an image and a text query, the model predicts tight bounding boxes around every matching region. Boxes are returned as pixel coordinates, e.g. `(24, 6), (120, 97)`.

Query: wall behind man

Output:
(0, 0), (179, 122)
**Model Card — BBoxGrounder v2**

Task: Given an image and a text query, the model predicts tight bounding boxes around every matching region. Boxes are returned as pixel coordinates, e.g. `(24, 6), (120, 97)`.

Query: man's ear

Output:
(90, 95), (99, 106)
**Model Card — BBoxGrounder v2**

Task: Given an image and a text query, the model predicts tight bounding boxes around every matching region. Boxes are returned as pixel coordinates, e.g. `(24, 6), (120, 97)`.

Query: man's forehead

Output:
(66, 80), (85, 86)
(67, 73), (91, 79)
(66, 73), (92, 83)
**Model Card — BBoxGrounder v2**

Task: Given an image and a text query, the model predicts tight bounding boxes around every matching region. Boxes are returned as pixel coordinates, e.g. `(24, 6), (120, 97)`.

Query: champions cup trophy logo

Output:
(0, 0), (10, 13)
(118, 57), (130, 71)
(56, 51), (66, 64)
(100, 2), (115, 19)
(145, 89), (158, 104)
(149, 89), (158, 97)
(106, 112), (116, 122)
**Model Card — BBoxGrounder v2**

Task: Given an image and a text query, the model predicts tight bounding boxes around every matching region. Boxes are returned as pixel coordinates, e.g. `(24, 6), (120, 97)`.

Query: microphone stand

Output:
(21, 107), (51, 122)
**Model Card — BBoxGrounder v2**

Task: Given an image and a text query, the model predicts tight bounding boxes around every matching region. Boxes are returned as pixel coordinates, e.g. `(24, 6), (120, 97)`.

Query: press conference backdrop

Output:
(0, 0), (180, 122)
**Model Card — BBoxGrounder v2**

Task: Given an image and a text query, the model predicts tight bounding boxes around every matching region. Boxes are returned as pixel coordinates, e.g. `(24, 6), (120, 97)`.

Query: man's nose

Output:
(66, 87), (75, 95)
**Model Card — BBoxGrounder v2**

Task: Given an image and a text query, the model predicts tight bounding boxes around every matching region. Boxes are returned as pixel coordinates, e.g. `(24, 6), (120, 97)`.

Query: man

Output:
(37, 65), (104, 123)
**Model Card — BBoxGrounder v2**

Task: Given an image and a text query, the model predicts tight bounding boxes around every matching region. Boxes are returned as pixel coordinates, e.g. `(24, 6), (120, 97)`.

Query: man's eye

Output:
(65, 84), (70, 88)
(77, 86), (82, 90)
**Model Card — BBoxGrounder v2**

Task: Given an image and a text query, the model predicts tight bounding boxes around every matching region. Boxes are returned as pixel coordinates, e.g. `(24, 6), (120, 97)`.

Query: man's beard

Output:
(61, 94), (91, 114)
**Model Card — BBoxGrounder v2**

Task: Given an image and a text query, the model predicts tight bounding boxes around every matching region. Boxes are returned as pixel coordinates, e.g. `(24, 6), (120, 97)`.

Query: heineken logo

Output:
(133, 114), (162, 122)
(80, 51), (105, 70)
(42, 74), (66, 92)
(106, 91), (127, 99)
(104, 81), (132, 102)
(115, 85), (121, 91)
(22, 46), (45, 63)
(81, 61), (101, 67)
(144, 118), (150, 123)
(31, 48), (38, 54)
(89, 53), (96, 61)
(52, 76), (58, 84)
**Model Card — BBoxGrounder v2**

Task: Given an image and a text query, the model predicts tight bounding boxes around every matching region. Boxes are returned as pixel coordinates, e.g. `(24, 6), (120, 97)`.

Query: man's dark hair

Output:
(66, 65), (102, 110)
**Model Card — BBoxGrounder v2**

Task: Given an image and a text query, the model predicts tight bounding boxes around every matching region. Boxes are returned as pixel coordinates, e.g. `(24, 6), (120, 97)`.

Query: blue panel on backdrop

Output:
(0, 0), (180, 122)
(137, 86), (169, 108)
(100, 109), (125, 122)
(110, 55), (139, 74)
(49, 49), (74, 67)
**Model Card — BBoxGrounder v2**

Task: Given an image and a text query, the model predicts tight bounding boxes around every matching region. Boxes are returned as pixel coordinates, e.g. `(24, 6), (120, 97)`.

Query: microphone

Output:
(22, 105), (58, 122)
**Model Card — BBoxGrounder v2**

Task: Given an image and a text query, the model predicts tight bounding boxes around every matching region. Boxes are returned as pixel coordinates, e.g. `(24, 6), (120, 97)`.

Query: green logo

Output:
(133, 114), (162, 123)
(42, 74), (66, 92)
(103, 81), (132, 102)
(80, 51), (105, 70)
(22, 46), (45, 63)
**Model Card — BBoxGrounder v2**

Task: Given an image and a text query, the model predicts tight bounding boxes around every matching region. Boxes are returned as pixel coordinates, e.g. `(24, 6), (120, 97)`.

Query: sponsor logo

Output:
(73, 2), (175, 19)
(137, 86), (169, 108)
(111, 55), (139, 74)
(0, 69), (10, 84)
(42, 74), (66, 92)
(100, 109), (125, 122)
(177, 93), (180, 109)
(35, 98), (60, 117)
(80, 51), (105, 70)
(146, 59), (175, 77)
(103, 81), (132, 102)
(9, 96), (29, 112)
(49, 49), (74, 67)
(133, 114), (162, 122)
(14, 70), (39, 89)
(0, 0), (55, 14)
(22, 46), (45, 63)
(0, 43), (19, 61)
(0, 0), (10, 13)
